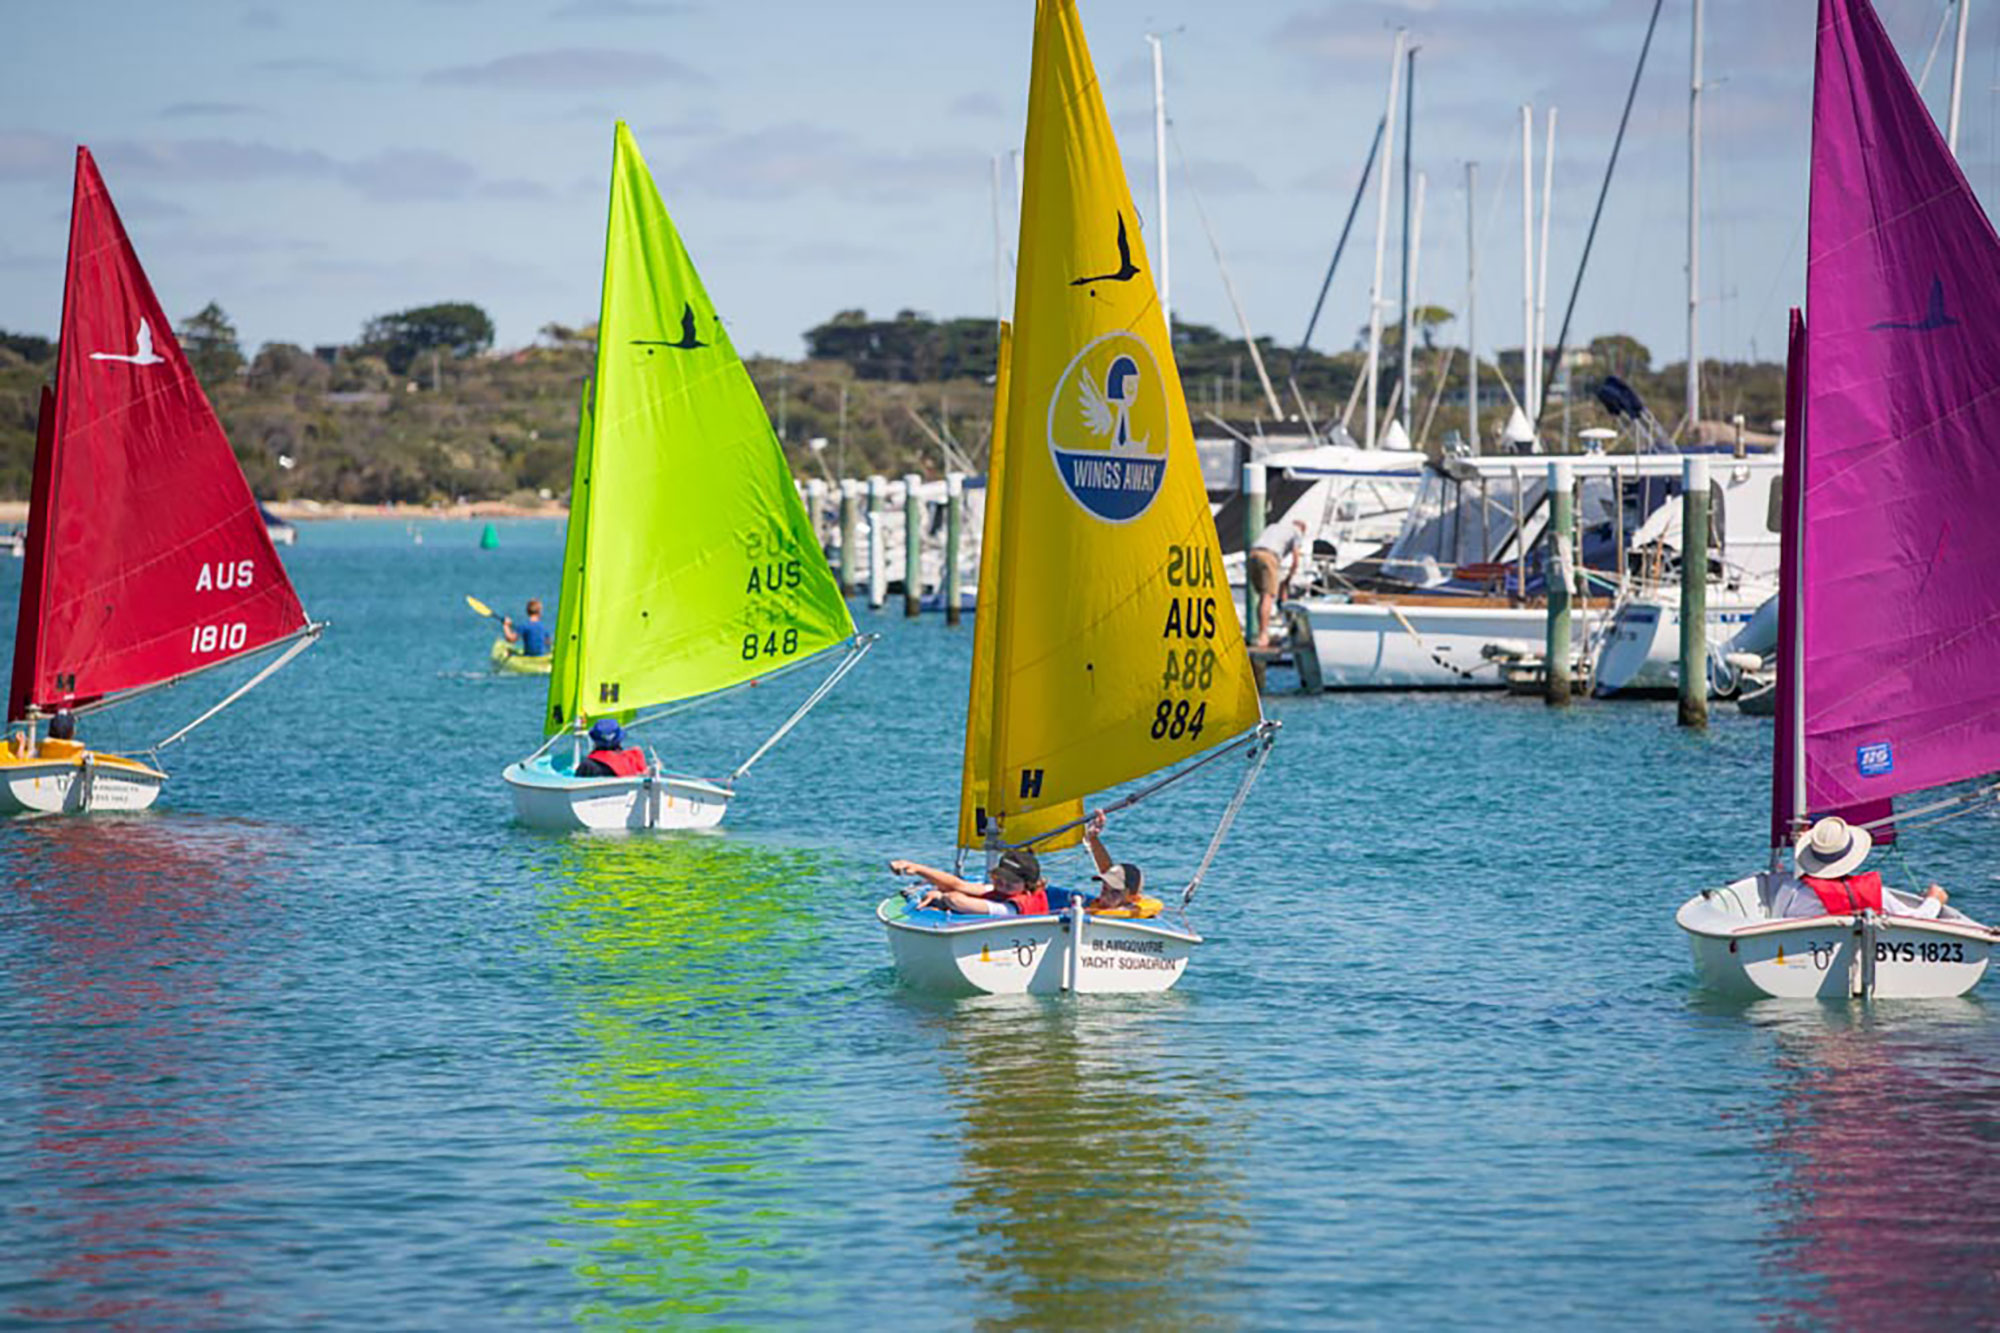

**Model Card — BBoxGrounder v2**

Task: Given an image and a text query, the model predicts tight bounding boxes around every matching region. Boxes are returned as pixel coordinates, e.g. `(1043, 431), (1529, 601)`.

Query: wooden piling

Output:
(1544, 459), (1573, 706)
(944, 472), (964, 627)
(866, 475), (887, 610)
(903, 473), (924, 617)
(1679, 454), (1710, 728)
(837, 480), (858, 594)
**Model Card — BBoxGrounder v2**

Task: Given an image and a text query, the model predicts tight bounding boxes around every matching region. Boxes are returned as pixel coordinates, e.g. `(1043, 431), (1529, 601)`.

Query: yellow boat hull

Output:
(0, 740), (166, 815)
(490, 637), (553, 676)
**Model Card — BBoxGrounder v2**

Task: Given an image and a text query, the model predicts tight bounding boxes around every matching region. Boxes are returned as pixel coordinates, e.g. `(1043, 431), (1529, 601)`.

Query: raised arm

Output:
(889, 859), (986, 895)
(1083, 812), (1114, 873)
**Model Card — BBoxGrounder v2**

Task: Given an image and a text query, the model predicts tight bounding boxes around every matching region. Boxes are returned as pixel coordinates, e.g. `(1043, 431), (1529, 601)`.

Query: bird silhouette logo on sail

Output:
(1871, 277), (1957, 332)
(631, 302), (709, 354)
(90, 318), (166, 366)
(1046, 331), (1169, 522)
(1069, 212), (1142, 287)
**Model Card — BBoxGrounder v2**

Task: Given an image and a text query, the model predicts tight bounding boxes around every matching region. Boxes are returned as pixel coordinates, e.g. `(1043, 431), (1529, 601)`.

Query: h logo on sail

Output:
(1046, 331), (1169, 522)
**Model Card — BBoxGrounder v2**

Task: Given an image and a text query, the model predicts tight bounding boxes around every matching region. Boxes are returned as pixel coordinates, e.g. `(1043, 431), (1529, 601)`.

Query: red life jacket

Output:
(1005, 886), (1050, 916)
(1803, 872), (1885, 914)
(588, 747), (648, 778)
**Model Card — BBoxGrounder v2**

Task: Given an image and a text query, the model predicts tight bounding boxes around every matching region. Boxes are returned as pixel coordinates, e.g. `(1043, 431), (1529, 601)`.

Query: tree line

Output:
(0, 301), (1785, 506)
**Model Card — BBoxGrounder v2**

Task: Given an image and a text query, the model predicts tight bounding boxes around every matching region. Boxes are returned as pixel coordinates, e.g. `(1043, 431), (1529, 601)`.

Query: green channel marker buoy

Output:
(480, 522), (499, 550)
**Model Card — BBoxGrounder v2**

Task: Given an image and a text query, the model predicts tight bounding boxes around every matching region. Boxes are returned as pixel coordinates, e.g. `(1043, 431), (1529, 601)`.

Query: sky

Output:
(3, 0), (1997, 375)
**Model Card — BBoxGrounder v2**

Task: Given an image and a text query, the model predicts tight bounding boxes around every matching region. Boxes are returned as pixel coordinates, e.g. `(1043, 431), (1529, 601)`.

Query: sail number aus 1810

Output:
(190, 622), (249, 654)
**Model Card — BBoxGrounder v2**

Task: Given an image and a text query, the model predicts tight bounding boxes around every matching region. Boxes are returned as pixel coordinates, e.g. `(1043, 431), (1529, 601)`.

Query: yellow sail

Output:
(983, 0), (1262, 830)
(958, 322), (1083, 852)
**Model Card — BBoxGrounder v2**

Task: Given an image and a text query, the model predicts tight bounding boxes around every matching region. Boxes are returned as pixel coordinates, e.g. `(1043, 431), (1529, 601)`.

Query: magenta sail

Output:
(1799, 0), (2000, 816)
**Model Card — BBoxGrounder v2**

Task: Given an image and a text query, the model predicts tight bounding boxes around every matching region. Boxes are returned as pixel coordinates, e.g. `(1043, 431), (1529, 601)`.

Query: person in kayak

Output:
(574, 718), (648, 778)
(893, 846), (1051, 916)
(502, 599), (553, 658)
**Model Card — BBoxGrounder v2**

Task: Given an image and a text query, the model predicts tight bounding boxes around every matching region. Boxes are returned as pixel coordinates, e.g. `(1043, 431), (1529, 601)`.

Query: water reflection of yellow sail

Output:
(932, 999), (1247, 1328)
(1754, 1003), (2000, 1327)
(11, 820), (271, 1325)
(540, 836), (811, 1322)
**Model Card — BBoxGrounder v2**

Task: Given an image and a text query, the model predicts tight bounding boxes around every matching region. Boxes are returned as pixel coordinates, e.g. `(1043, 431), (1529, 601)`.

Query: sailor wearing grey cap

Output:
(1082, 809), (1146, 911)
(890, 844), (1051, 916)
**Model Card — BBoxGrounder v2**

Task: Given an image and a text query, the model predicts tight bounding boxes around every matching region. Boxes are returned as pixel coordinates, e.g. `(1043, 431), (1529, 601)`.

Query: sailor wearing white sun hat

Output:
(1769, 816), (1950, 919)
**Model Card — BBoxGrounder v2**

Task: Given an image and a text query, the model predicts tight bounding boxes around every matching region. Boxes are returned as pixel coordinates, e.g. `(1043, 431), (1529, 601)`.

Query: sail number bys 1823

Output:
(1154, 543), (1217, 741)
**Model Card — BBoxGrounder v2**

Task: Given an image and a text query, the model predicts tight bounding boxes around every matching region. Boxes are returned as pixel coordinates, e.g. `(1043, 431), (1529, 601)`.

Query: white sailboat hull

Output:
(1590, 590), (1769, 698)
(0, 753), (166, 816)
(1289, 597), (1580, 689)
(502, 755), (731, 832)
(1677, 873), (1997, 999)
(878, 898), (1200, 995)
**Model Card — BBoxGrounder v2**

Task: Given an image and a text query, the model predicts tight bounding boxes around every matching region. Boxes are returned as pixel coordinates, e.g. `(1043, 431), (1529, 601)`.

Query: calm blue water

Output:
(4, 518), (1999, 1329)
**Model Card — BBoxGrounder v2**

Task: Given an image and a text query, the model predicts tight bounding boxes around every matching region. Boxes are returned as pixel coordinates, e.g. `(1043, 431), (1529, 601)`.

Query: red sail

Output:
(8, 147), (308, 722)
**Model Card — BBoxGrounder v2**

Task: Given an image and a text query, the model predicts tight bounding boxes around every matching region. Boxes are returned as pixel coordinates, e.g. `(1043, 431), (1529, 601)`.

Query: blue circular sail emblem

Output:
(1046, 331), (1170, 522)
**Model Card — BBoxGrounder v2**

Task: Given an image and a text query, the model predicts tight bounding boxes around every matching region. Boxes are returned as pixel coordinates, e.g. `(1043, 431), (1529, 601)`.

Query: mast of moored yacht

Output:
(1686, 0), (1704, 441)
(1466, 161), (1479, 452)
(1147, 31), (1170, 335)
(1399, 44), (1417, 432)
(1948, 0), (1970, 153)
(1366, 29), (1406, 451)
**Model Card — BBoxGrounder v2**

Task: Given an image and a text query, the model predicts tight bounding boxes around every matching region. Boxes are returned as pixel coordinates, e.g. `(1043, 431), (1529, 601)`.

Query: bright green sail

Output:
(546, 122), (855, 735)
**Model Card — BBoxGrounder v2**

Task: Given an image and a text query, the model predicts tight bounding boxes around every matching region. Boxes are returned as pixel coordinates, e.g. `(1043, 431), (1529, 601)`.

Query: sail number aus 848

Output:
(742, 628), (799, 660)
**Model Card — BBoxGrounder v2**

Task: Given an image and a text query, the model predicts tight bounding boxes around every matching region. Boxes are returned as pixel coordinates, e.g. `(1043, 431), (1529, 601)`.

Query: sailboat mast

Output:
(1399, 45), (1417, 431)
(992, 153), (1007, 334)
(1521, 104), (1535, 417)
(1687, 0), (1704, 440)
(1366, 29), (1406, 451)
(1466, 161), (1479, 453)
(1535, 110), (1557, 418)
(1948, 0), (1970, 153)
(1148, 32), (1170, 335)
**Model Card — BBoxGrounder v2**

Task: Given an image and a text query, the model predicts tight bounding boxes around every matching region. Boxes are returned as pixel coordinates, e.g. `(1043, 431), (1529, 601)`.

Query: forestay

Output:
(10, 147), (312, 725)
(546, 123), (857, 735)
(981, 0), (1263, 833)
(1794, 0), (2000, 818)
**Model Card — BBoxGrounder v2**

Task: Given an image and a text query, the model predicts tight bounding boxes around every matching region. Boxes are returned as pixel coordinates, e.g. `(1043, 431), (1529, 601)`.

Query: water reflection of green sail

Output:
(933, 1000), (1247, 1330)
(540, 836), (814, 1324)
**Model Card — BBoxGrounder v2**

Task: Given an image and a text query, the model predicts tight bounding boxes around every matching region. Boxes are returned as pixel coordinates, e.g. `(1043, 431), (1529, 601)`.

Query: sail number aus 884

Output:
(1151, 699), (1206, 740)
(742, 628), (799, 660)
(190, 622), (248, 654)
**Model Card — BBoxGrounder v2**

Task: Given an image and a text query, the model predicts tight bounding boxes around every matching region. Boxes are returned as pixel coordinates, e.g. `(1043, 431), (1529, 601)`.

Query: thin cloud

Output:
(0, 130), (72, 182)
(479, 177), (554, 201)
(338, 149), (481, 202)
(949, 92), (1005, 120)
(94, 137), (335, 184)
(426, 48), (703, 92)
(242, 6), (283, 29)
(671, 123), (981, 202)
(250, 56), (377, 82)
(550, 0), (693, 17)
(162, 101), (265, 120)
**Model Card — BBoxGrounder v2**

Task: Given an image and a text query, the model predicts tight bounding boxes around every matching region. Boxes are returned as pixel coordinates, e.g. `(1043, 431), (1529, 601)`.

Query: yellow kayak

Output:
(490, 637), (553, 675)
